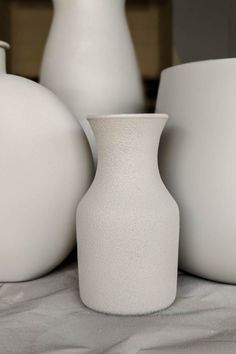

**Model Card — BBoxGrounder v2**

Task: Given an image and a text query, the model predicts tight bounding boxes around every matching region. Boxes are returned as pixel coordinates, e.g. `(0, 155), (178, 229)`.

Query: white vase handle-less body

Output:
(40, 0), (145, 164)
(0, 41), (93, 282)
(156, 59), (236, 284)
(77, 114), (179, 315)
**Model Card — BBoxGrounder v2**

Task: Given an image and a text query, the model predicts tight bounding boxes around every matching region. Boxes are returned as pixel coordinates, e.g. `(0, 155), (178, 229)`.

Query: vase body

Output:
(156, 59), (236, 284)
(40, 0), (145, 163)
(76, 114), (179, 315)
(0, 42), (93, 282)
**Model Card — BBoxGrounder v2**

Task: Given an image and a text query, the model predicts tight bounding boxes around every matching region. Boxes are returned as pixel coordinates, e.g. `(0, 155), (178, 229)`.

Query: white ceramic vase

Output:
(0, 41), (93, 282)
(76, 114), (179, 315)
(40, 0), (145, 163)
(156, 59), (236, 284)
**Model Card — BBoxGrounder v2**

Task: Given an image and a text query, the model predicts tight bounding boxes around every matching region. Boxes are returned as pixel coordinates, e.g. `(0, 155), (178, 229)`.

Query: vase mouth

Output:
(88, 113), (168, 121)
(0, 41), (10, 50)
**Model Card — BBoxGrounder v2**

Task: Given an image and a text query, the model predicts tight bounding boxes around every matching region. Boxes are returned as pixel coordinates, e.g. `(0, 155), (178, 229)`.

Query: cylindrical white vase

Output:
(156, 59), (236, 284)
(40, 0), (145, 163)
(0, 41), (93, 282)
(76, 114), (179, 315)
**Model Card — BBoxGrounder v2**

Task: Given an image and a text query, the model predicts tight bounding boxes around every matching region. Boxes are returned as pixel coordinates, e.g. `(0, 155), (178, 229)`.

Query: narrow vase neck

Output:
(89, 117), (167, 180)
(53, 0), (126, 13)
(0, 46), (7, 74)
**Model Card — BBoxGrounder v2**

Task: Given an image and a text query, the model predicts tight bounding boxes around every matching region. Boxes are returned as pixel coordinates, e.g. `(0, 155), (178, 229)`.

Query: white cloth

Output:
(1, 253), (236, 354)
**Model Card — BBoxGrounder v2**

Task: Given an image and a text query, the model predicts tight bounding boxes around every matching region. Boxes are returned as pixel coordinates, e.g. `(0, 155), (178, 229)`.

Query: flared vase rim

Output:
(87, 113), (168, 121)
(0, 41), (10, 50)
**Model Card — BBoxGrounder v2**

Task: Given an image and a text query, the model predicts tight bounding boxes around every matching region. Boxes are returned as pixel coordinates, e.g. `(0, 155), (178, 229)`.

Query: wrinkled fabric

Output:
(1, 253), (236, 354)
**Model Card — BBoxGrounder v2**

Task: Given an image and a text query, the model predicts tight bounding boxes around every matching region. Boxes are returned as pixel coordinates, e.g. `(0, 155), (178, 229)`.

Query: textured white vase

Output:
(40, 0), (145, 163)
(156, 59), (236, 284)
(0, 41), (93, 282)
(76, 114), (179, 315)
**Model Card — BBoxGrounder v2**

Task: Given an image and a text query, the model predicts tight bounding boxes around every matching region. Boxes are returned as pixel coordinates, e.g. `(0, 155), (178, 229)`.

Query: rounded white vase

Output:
(0, 41), (93, 282)
(76, 114), (179, 315)
(40, 0), (145, 163)
(156, 59), (236, 284)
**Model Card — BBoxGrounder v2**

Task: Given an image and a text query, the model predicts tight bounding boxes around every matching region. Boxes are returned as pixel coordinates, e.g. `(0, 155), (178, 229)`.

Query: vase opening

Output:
(0, 41), (10, 50)
(88, 113), (168, 121)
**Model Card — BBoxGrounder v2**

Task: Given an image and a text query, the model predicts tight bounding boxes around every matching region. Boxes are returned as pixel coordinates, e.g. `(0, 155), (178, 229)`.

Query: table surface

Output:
(1, 253), (236, 354)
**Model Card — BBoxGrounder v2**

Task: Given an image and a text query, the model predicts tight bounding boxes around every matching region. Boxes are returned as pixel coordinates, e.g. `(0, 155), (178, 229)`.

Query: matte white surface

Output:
(157, 59), (236, 283)
(1, 257), (236, 354)
(0, 41), (9, 74)
(40, 0), (145, 163)
(77, 114), (179, 315)
(0, 47), (93, 281)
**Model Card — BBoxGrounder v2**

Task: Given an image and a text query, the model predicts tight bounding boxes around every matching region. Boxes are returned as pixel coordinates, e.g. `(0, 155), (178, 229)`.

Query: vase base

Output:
(80, 293), (176, 316)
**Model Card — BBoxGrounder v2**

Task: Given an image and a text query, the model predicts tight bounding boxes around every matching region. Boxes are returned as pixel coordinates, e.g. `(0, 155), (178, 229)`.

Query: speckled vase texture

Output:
(76, 114), (180, 315)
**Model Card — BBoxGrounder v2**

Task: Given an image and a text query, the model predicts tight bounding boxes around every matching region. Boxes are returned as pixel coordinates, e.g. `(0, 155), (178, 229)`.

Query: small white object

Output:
(40, 0), (145, 163)
(77, 114), (179, 315)
(0, 41), (9, 74)
(0, 41), (93, 282)
(157, 59), (236, 284)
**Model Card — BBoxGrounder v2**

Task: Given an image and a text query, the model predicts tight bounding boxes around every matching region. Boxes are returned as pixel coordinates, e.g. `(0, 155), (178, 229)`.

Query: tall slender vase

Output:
(76, 114), (179, 315)
(40, 0), (145, 163)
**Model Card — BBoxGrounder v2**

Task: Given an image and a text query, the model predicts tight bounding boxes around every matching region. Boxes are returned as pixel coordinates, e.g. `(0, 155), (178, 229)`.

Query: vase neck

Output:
(89, 116), (167, 180)
(0, 42), (9, 74)
(53, 0), (126, 13)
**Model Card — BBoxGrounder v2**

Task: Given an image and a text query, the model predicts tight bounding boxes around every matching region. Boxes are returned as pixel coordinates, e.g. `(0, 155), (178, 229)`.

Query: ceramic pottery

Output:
(40, 0), (145, 163)
(0, 41), (93, 282)
(76, 114), (179, 315)
(156, 59), (236, 284)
